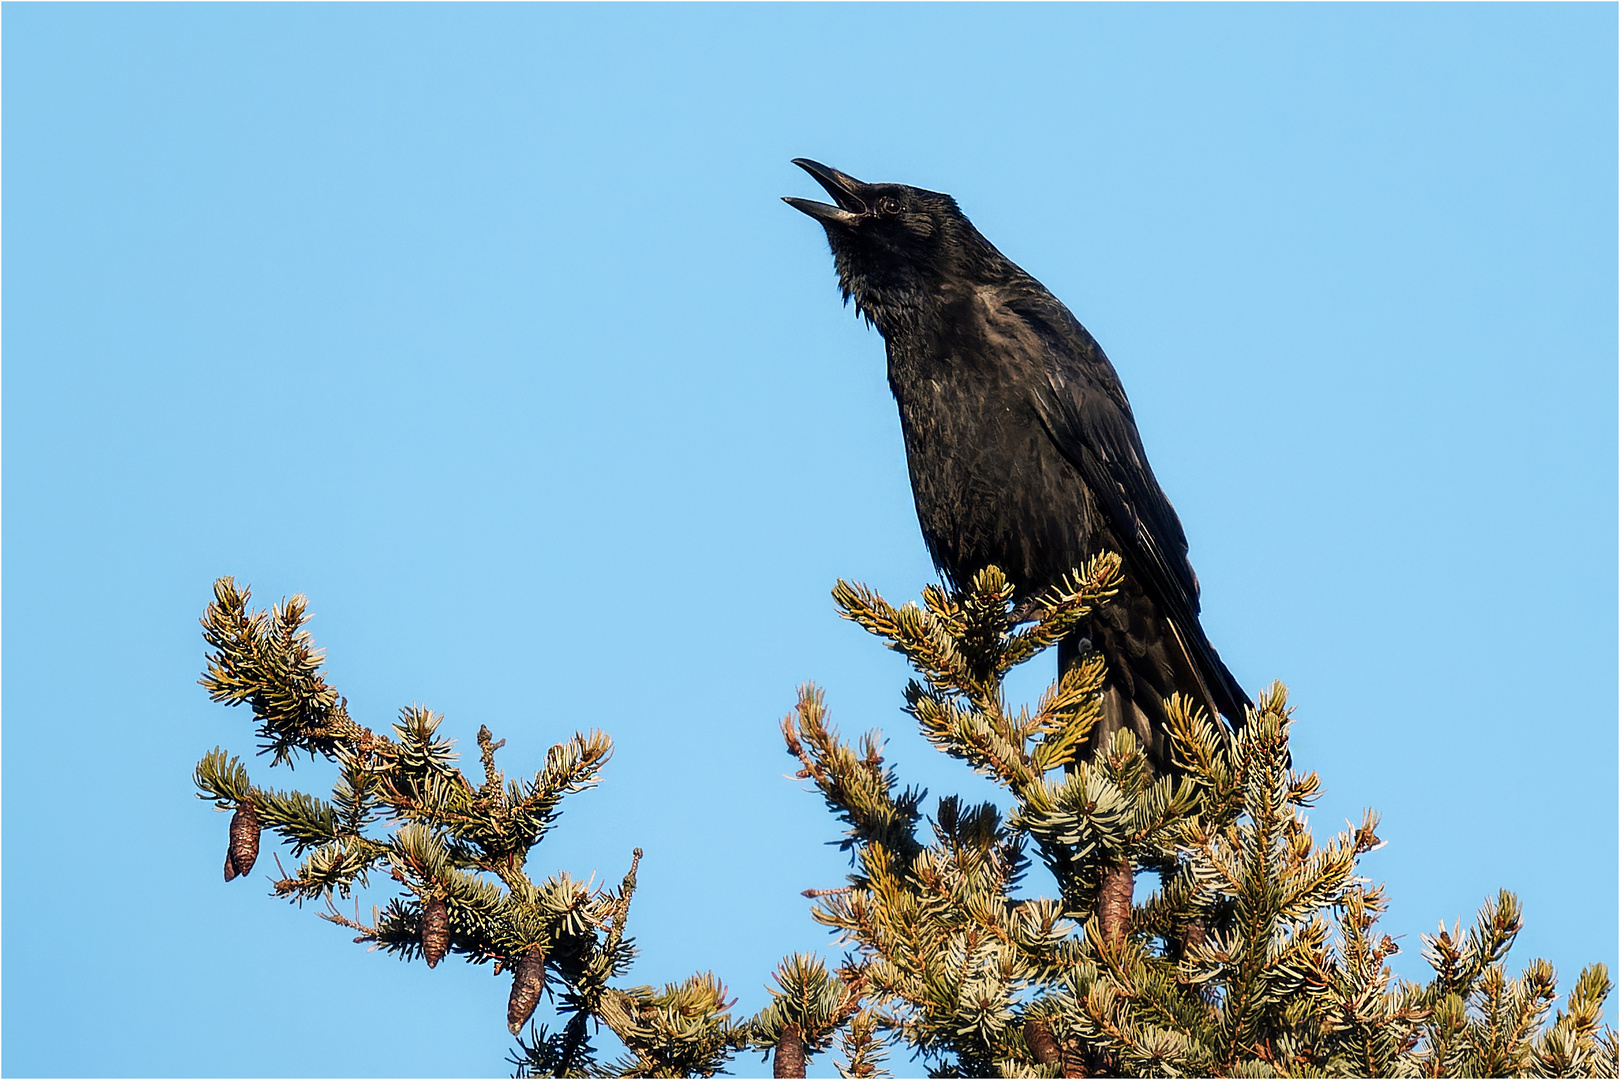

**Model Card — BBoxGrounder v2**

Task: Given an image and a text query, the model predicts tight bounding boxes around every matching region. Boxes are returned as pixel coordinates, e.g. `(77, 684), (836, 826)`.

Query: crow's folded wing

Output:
(1009, 291), (1250, 719)
(1010, 296), (1199, 616)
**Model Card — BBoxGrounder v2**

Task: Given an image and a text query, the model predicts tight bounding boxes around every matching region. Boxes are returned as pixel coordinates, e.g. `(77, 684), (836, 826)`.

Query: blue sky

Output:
(3, 4), (1614, 1076)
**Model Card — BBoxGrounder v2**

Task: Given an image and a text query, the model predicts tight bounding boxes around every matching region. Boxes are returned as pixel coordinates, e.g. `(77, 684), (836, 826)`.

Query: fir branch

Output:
(782, 685), (925, 874)
(199, 579), (752, 1079)
(783, 567), (1617, 1077)
(199, 577), (366, 765)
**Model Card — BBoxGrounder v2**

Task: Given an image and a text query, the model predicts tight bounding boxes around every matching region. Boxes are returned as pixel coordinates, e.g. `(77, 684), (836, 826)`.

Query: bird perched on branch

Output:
(785, 159), (1249, 768)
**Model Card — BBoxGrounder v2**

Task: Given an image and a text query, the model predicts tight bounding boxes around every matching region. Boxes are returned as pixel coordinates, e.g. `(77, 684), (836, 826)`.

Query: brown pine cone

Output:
(506, 947), (546, 1034)
(224, 799), (261, 882)
(1025, 1018), (1060, 1067)
(1026, 1017), (1088, 1077)
(773, 1023), (807, 1078)
(1059, 1039), (1090, 1079)
(1098, 860), (1134, 946)
(421, 896), (449, 968)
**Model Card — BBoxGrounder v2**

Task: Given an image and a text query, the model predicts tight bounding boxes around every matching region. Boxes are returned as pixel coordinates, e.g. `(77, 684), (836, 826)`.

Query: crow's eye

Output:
(878, 196), (903, 215)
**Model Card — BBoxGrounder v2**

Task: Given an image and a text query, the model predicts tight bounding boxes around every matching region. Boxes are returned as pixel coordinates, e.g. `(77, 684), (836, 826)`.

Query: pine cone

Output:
(506, 947), (546, 1034)
(773, 1023), (807, 1078)
(1025, 1018), (1060, 1067)
(1026, 1017), (1087, 1077)
(1098, 859), (1134, 946)
(1059, 1039), (1090, 1079)
(421, 896), (449, 968)
(224, 799), (261, 882)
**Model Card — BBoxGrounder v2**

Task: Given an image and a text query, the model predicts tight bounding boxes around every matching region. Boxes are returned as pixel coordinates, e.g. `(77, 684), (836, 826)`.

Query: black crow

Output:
(785, 159), (1249, 766)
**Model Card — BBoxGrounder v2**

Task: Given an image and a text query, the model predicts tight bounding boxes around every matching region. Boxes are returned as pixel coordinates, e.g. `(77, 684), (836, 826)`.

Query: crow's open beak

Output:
(783, 158), (869, 225)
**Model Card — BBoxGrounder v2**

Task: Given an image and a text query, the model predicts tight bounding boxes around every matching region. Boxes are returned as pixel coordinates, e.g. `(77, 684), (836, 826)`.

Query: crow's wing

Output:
(1009, 293), (1199, 616)
(1008, 290), (1250, 720)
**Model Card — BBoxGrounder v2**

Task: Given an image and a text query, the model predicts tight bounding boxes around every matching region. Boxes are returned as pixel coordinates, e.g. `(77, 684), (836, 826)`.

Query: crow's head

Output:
(785, 159), (1003, 332)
